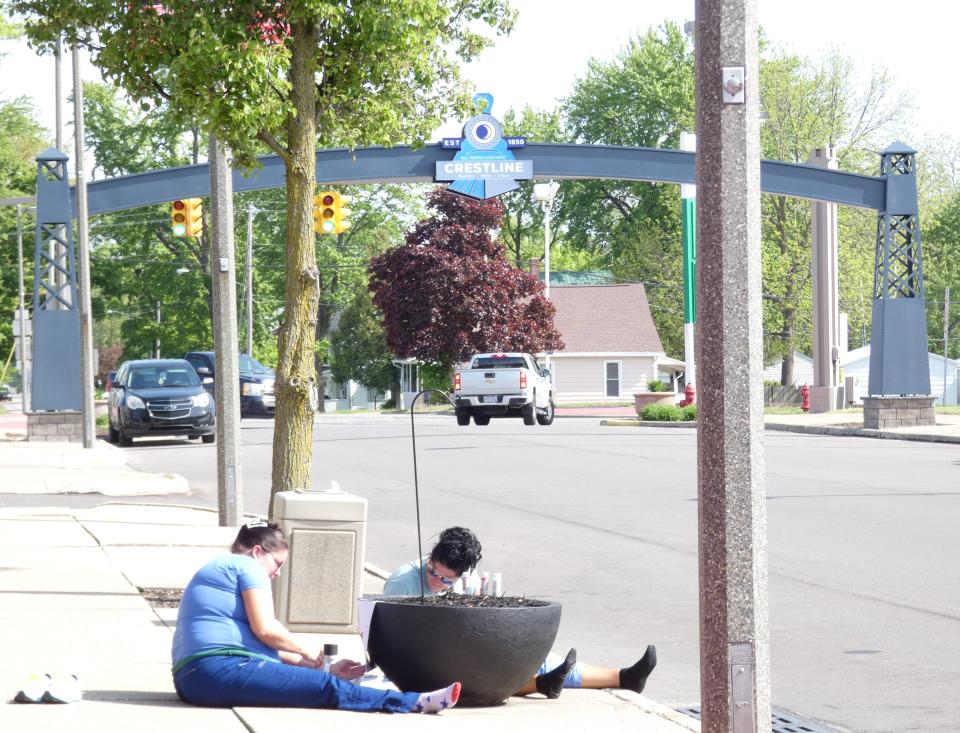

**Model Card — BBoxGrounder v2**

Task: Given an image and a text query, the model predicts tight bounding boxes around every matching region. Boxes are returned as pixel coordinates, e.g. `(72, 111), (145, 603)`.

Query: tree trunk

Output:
(271, 21), (320, 506)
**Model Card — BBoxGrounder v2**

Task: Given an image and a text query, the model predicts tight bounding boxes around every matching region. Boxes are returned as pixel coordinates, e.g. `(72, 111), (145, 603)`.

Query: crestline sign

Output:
(436, 159), (532, 180)
(435, 93), (532, 200)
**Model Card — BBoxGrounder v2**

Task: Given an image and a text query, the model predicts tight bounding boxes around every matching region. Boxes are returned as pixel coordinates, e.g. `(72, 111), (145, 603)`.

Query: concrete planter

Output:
(367, 599), (561, 706)
(633, 392), (678, 416)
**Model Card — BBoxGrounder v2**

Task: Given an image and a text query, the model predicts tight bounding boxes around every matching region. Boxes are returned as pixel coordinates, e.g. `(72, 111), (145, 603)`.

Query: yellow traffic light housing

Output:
(172, 198), (203, 237)
(314, 191), (351, 235)
(314, 191), (337, 234)
(335, 194), (351, 234)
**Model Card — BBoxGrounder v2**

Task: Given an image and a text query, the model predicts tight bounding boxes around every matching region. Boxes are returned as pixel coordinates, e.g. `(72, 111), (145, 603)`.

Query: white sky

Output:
(2, 1), (957, 151)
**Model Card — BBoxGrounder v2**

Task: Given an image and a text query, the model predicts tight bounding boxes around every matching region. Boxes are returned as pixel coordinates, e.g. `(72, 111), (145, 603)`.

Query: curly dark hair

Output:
(231, 521), (288, 555)
(430, 526), (482, 575)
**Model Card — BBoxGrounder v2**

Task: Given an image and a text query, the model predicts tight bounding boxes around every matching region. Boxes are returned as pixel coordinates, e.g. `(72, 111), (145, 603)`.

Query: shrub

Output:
(646, 379), (668, 392)
(680, 404), (697, 421)
(641, 404), (684, 421)
(381, 397), (397, 410)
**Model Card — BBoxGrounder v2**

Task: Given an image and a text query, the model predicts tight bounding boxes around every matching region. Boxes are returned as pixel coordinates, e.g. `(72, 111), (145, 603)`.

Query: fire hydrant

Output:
(679, 383), (696, 407)
(800, 383), (810, 412)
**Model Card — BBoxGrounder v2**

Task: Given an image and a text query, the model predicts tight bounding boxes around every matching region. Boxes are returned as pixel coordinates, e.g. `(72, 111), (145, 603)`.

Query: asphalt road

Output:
(110, 414), (959, 731)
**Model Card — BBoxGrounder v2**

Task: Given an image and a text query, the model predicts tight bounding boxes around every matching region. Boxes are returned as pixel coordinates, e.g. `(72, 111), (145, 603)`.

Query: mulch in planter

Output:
(381, 594), (549, 608)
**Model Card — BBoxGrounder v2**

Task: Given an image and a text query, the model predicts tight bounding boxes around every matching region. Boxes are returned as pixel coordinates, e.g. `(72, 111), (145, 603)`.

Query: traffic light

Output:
(314, 192), (336, 234)
(313, 191), (351, 235)
(171, 198), (203, 237)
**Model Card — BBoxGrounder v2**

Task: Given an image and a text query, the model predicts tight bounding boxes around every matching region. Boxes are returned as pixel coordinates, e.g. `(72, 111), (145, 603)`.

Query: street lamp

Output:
(532, 181), (560, 300)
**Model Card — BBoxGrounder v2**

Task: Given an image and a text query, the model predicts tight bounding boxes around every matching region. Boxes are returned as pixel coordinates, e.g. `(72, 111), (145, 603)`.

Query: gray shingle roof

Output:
(549, 283), (665, 353)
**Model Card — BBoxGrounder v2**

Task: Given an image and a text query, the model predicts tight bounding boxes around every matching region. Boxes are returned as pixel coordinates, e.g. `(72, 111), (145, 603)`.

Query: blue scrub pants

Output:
(174, 655), (420, 712)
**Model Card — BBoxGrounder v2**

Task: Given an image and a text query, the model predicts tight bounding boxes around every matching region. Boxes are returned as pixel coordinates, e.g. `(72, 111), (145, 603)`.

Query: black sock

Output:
(535, 648), (577, 699)
(619, 645), (657, 694)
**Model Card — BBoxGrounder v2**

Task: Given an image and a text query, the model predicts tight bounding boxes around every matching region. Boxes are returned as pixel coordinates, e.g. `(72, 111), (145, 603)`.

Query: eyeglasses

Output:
(256, 546), (285, 576)
(267, 553), (285, 574)
(426, 562), (457, 587)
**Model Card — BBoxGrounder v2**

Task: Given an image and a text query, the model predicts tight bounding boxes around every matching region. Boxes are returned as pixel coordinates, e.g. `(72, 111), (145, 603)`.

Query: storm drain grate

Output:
(675, 706), (840, 733)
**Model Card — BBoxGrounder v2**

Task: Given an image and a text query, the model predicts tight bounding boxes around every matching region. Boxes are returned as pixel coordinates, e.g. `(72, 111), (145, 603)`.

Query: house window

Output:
(604, 361), (621, 397)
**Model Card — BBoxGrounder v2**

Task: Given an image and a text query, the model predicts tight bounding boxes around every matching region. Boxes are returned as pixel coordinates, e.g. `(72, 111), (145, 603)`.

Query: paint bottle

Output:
(453, 574), (465, 594)
(480, 572), (490, 596)
(492, 572), (503, 597)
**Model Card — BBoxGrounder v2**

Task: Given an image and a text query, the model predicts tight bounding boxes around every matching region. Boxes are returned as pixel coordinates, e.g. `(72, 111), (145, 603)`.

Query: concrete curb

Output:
(600, 417), (960, 444)
(763, 422), (960, 443)
(606, 690), (701, 731)
(601, 419), (696, 428)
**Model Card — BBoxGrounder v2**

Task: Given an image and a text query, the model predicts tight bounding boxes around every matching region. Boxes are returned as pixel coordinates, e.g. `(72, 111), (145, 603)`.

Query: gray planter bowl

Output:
(367, 599), (561, 706)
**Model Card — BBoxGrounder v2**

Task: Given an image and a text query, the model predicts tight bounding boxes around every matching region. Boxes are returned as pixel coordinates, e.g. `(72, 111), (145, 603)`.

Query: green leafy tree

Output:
(11, 0), (514, 499)
(0, 94), (47, 366)
(923, 194), (960, 360)
(329, 286), (396, 398)
(759, 48), (909, 383)
(497, 105), (568, 268)
(555, 22), (693, 358)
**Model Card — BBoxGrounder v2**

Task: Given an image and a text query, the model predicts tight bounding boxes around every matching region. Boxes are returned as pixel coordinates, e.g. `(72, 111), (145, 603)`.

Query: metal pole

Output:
(73, 46), (96, 449)
(680, 131), (697, 390)
(543, 201), (551, 301)
(945, 287), (951, 405)
(209, 133), (243, 526)
(16, 205), (31, 411)
(246, 203), (255, 355)
(53, 36), (64, 308)
(155, 300), (161, 359)
(55, 36), (63, 150)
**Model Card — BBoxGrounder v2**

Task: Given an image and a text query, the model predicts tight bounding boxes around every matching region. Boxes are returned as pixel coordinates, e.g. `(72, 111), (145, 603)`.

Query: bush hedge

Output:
(641, 403), (697, 422)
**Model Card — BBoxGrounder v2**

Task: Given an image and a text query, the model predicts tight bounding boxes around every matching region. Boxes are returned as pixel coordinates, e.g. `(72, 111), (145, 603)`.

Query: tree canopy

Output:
(369, 188), (563, 367)
(10, 0), (515, 496)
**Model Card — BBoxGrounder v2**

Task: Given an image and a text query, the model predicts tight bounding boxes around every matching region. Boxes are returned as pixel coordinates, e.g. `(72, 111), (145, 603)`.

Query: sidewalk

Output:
(600, 406), (960, 444)
(0, 502), (699, 732)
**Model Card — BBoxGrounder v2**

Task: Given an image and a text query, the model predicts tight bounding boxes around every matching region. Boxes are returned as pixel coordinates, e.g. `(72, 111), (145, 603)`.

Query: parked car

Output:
(0, 384), (11, 401)
(453, 352), (555, 426)
(183, 351), (276, 416)
(108, 359), (216, 446)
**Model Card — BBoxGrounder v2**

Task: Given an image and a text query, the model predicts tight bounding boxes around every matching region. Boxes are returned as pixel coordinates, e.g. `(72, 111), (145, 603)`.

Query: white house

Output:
(542, 283), (680, 403)
(763, 351), (814, 386)
(841, 344), (959, 406)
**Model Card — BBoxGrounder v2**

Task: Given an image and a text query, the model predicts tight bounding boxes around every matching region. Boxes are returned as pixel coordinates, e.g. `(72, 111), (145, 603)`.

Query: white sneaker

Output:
(14, 673), (51, 703)
(43, 674), (81, 703)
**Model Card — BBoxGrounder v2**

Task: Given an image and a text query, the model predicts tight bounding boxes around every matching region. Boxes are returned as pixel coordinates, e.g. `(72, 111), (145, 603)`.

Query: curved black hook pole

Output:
(410, 388), (457, 600)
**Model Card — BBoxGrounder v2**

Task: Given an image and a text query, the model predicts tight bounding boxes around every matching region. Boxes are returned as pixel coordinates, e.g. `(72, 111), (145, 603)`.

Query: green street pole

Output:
(681, 131), (697, 389)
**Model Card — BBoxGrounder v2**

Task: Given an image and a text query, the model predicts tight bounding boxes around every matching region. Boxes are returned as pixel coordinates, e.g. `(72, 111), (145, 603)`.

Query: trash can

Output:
(272, 488), (367, 634)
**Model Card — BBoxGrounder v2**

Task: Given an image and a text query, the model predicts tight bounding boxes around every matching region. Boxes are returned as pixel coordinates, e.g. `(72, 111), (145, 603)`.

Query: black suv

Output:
(108, 359), (216, 445)
(184, 351), (276, 416)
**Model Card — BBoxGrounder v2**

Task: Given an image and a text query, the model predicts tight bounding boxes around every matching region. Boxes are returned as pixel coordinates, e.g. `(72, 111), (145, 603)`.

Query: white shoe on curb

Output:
(14, 673), (51, 703)
(43, 674), (81, 703)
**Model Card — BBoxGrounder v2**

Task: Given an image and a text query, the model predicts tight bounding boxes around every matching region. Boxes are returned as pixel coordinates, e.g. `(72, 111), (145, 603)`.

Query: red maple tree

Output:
(369, 188), (564, 366)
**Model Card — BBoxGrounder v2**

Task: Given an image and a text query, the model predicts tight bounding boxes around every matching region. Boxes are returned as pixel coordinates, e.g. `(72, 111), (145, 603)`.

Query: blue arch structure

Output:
(76, 143), (886, 215)
(35, 141), (924, 411)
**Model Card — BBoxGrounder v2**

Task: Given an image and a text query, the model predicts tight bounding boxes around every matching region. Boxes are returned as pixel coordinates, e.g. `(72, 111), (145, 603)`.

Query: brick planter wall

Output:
(862, 396), (935, 429)
(27, 411), (83, 442)
(634, 392), (678, 416)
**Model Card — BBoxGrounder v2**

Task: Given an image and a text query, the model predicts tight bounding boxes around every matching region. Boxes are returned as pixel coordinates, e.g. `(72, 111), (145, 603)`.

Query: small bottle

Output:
(492, 572), (503, 597)
(471, 569), (482, 596)
(480, 572), (490, 596)
(453, 574), (465, 594)
(321, 643), (338, 673)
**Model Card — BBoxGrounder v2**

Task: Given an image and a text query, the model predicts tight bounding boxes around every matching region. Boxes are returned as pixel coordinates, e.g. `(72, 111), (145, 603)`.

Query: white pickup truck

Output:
(453, 352), (555, 426)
